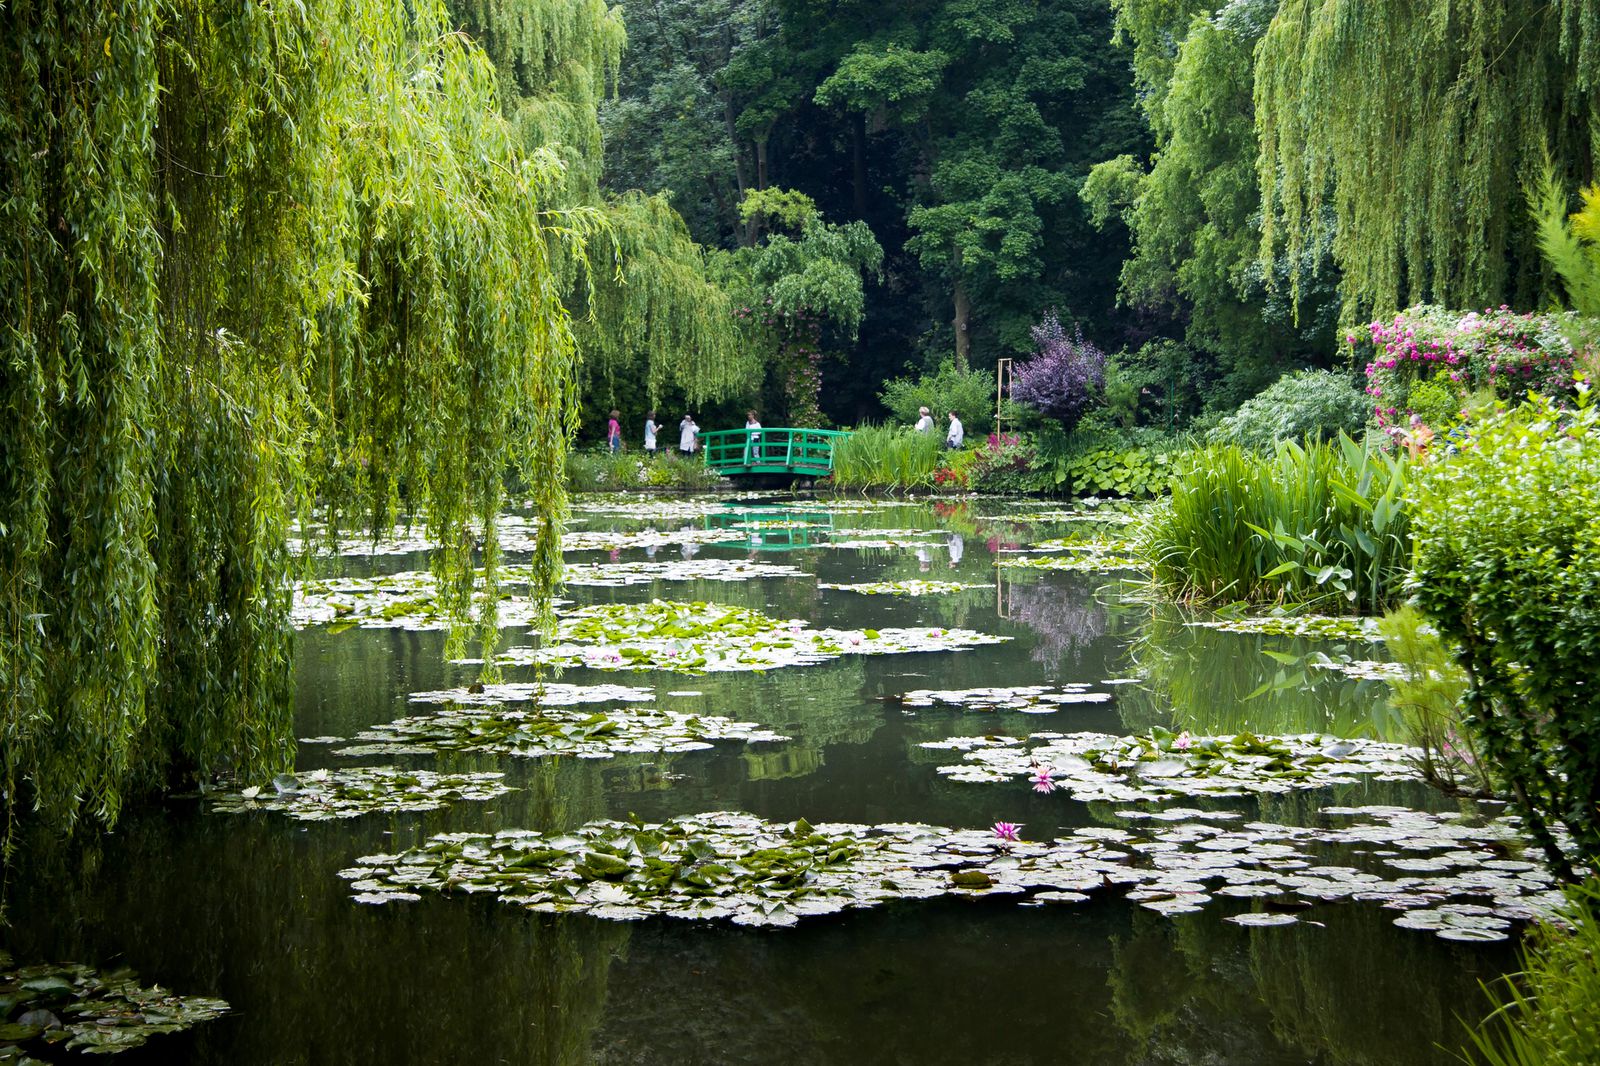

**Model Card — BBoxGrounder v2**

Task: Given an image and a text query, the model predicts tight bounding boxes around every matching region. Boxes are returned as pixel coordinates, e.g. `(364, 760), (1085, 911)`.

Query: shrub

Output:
(1208, 369), (1369, 450)
(1410, 390), (1600, 876)
(1012, 313), (1106, 431)
(966, 433), (1039, 493)
(1466, 880), (1600, 1065)
(1354, 304), (1597, 434)
(1144, 435), (1410, 614)
(563, 450), (727, 491)
(829, 424), (943, 490)
(879, 362), (994, 435)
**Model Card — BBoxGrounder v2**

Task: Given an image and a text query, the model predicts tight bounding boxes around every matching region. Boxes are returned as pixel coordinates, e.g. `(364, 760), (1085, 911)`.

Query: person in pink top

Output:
(606, 409), (622, 454)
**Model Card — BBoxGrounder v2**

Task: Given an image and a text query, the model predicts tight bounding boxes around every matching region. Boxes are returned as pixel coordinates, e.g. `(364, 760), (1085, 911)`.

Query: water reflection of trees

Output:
(1005, 579), (1110, 671)
(6, 764), (628, 1065)
(1107, 904), (1504, 1065)
(1115, 608), (1402, 739)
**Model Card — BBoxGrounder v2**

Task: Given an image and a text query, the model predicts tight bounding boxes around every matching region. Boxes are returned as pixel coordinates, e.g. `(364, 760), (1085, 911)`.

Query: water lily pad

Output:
(0, 959), (227, 1057)
(818, 580), (994, 597)
(891, 685), (1112, 714)
(210, 767), (512, 821)
(479, 600), (1010, 675)
(1227, 911), (1300, 927)
(322, 701), (787, 761)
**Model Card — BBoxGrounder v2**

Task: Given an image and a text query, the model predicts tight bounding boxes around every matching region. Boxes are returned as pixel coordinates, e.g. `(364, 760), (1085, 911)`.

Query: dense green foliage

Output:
(1208, 370), (1370, 450)
(1256, 0), (1600, 325)
(0, 0), (582, 833)
(1086, 0), (1329, 403)
(1145, 436), (1410, 613)
(1410, 392), (1600, 876)
(600, 0), (1147, 424)
(1467, 881), (1600, 1065)
(880, 363), (995, 436)
(565, 451), (728, 491)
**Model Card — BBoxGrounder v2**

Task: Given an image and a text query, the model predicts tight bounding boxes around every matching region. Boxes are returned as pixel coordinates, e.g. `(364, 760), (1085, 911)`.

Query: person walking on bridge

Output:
(679, 414), (699, 456)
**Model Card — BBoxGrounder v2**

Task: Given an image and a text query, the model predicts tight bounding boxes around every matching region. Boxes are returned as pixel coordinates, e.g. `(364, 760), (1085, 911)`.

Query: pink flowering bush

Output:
(1354, 305), (1598, 434)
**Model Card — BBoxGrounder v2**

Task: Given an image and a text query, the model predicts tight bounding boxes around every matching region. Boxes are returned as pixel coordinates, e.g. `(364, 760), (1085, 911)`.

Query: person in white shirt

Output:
(914, 406), (934, 433)
(643, 411), (659, 457)
(679, 414), (698, 455)
(744, 410), (762, 463)
(946, 410), (964, 449)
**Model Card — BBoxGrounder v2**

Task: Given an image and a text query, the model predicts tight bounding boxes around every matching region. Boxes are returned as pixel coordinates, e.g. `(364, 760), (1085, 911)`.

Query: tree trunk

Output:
(952, 250), (971, 371)
(851, 112), (869, 219)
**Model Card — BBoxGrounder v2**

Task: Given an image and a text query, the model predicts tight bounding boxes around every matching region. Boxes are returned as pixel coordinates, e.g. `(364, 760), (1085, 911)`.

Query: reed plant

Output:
(1143, 434), (1409, 613)
(828, 424), (943, 490)
(1466, 881), (1600, 1066)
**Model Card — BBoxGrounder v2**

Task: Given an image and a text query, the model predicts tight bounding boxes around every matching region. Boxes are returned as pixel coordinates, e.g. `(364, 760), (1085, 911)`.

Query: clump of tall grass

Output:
(828, 424), (943, 490)
(1466, 881), (1600, 1065)
(1143, 434), (1409, 613)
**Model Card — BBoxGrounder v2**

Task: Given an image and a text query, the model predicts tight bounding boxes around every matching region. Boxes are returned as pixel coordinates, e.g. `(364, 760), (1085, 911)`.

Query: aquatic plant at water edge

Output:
(1144, 436), (1410, 613)
(1410, 391), (1600, 877)
(829, 425), (943, 490)
(1465, 879), (1600, 1066)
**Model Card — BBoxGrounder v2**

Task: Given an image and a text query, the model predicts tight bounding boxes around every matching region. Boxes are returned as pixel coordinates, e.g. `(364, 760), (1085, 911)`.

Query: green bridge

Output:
(699, 427), (850, 479)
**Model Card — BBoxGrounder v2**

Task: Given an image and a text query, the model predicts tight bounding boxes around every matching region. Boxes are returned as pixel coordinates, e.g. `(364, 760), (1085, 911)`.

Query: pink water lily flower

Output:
(993, 821), (1022, 843)
(1174, 731), (1192, 751)
(1031, 768), (1056, 794)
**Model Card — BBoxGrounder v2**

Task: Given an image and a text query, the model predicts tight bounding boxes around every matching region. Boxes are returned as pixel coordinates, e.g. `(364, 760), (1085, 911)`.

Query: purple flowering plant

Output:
(1012, 312), (1106, 432)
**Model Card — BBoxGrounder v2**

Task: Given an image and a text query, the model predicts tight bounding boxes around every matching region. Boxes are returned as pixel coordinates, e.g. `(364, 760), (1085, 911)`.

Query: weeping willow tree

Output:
(1256, 0), (1600, 323)
(448, 0), (750, 409)
(0, 0), (578, 836)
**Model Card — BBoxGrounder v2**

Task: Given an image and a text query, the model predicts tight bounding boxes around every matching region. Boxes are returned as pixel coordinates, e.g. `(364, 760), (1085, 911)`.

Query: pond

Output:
(3, 494), (1528, 1064)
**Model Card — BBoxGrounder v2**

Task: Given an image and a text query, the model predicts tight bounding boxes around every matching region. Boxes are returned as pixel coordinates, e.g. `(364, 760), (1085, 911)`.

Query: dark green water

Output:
(4, 496), (1513, 1064)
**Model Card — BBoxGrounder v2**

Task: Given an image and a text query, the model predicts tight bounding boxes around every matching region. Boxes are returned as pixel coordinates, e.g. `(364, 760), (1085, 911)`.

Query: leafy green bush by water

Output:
(1411, 391), (1600, 876)
(1208, 370), (1370, 450)
(879, 363), (995, 435)
(829, 425), (943, 490)
(565, 450), (727, 491)
(1466, 881), (1600, 1066)
(1145, 435), (1409, 614)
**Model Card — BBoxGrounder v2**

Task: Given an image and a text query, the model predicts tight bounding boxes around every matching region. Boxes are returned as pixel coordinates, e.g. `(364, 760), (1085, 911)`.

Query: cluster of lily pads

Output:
(559, 558), (808, 587)
(337, 807), (1561, 942)
(309, 703), (788, 761)
(818, 579), (993, 597)
(1188, 616), (1381, 641)
(291, 569), (563, 631)
(924, 729), (1419, 803)
(889, 684), (1113, 714)
(560, 528), (746, 552)
(211, 767), (513, 821)
(0, 952), (228, 1058)
(996, 553), (1147, 574)
(480, 599), (1010, 675)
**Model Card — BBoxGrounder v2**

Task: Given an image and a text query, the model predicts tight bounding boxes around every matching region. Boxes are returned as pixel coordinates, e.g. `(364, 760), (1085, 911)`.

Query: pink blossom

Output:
(993, 822), (1022, 843)
(1031, 768), (1056, 794)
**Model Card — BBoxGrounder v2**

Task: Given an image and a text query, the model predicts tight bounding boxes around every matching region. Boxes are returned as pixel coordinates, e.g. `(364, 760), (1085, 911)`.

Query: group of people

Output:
(604, 405), (964, 455)
(606, 410), (702, 457)
(913, 406), (964, 449)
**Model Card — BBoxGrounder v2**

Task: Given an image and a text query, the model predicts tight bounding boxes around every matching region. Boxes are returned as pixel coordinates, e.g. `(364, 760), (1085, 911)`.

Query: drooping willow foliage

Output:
(0, 0), (579, 834)
(449, 0), (751, 407)
(1257, 0), (1600, 323)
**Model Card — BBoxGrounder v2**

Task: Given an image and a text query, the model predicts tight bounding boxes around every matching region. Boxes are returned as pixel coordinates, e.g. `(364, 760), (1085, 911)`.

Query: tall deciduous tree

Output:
(1256, 0), (1600, 324)
(1, 0), (581, 834)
